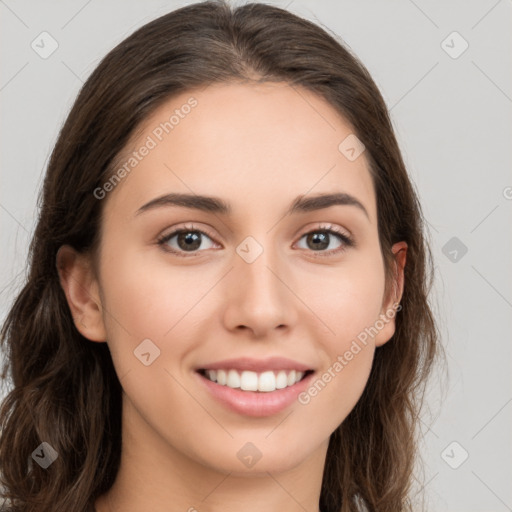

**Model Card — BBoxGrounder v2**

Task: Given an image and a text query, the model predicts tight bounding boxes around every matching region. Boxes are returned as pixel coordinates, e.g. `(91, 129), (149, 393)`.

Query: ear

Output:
(56, 245), (107, 342)
(374, 241), (407, 348)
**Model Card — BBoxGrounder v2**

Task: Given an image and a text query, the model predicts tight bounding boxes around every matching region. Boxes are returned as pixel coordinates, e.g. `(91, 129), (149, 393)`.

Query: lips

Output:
(194, 356), (316, 416)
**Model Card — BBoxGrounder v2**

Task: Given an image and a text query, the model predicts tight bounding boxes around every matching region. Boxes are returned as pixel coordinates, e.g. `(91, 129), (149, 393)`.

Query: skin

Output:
(57, 81), (406, 512)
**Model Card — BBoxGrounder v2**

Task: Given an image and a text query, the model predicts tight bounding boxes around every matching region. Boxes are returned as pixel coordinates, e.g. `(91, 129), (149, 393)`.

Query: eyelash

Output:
(156, 223), (355, 258)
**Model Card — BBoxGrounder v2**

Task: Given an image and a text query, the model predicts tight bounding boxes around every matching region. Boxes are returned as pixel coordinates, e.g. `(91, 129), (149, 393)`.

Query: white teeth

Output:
(275, 371), (288, 389)
(217, 369), (227, 385)
(202, 368), (309, 392)
(240, 371), (259, 391)
(257, 371), (275, 392)
(226, 369), (241, 388)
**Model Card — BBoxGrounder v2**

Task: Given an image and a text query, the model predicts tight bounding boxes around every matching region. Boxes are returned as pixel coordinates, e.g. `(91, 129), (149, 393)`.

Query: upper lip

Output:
(197, 357), (314, 373)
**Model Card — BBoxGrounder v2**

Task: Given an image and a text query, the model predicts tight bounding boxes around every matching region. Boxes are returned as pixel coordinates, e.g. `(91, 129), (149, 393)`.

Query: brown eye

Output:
(295, 226), (354, 257)
(175, 231), (203, 251)
(304, 231), (332, 251)
(157, 227), (218, 256)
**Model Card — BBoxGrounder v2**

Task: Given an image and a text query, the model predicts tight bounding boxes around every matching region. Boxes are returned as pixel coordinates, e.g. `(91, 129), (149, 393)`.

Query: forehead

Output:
(104, 81), (376, 222)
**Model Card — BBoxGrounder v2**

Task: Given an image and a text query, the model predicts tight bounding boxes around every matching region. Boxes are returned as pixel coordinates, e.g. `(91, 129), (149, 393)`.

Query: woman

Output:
(0, 1), (440, 511)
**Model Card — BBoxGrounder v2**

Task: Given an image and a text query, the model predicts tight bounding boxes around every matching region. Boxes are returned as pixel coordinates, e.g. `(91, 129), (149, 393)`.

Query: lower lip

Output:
(195, 370), (315, 417)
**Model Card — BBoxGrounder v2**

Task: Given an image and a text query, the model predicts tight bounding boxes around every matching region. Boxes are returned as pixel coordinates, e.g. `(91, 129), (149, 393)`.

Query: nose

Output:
(222, 247), (298, 339)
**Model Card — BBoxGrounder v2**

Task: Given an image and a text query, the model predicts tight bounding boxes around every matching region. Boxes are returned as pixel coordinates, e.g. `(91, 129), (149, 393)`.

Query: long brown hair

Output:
(0, 1), (441, 510)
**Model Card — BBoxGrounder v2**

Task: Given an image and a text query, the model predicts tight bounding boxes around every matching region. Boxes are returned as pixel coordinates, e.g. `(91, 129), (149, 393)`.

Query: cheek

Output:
(301, 252), (386, 344)
(98, 244), (220, 378)
(97, 248), (215, 438)
(100, 245), (210, 335)
(300, 283), (379, 430)
(296, 253), (384, 412)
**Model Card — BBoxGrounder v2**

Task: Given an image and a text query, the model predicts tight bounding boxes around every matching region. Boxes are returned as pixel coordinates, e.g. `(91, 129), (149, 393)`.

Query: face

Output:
(59, 81), (405, 478)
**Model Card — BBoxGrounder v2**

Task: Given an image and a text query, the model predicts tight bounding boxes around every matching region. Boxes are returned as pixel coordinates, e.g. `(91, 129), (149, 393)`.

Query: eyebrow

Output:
(135, 192), (369, 219)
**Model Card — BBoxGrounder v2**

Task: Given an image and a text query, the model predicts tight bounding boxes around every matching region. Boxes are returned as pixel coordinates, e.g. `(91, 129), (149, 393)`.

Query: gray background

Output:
(1, 1), (511, 510)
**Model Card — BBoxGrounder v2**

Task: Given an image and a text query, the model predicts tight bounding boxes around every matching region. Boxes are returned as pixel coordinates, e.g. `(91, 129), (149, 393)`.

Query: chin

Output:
(194, 436), (317, 476)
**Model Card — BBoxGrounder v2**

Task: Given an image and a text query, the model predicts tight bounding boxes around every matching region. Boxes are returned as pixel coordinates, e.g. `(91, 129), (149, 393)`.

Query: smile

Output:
(195, 367), (316, 417)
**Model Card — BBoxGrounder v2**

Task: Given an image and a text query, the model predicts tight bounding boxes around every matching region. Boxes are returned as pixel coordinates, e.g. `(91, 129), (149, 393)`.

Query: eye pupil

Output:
(178, 232), (201, 251)
(308, 231), (329, 250)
